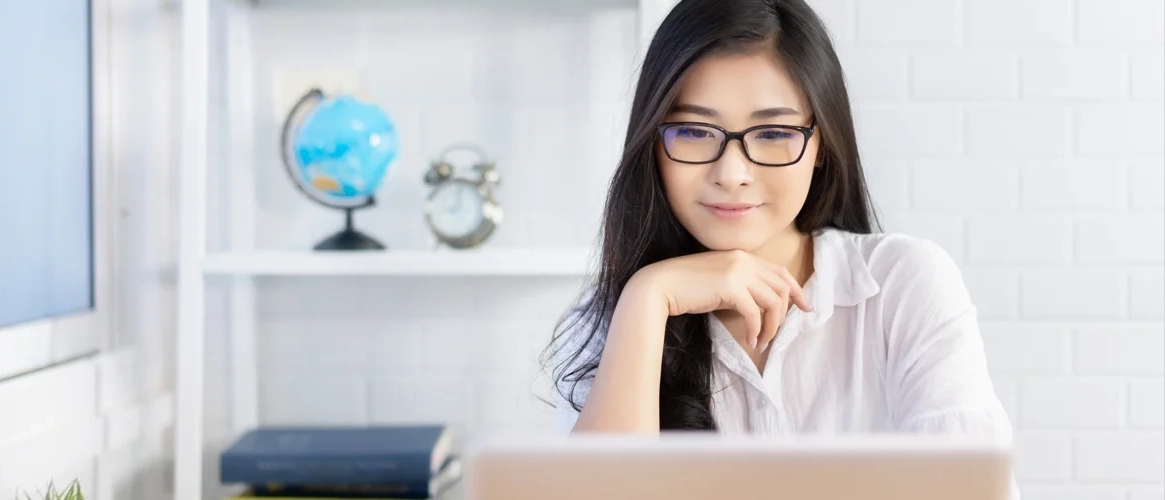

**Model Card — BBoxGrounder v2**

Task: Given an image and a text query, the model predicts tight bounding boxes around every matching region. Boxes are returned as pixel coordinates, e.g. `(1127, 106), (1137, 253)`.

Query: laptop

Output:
(465, 432), (1012, 500)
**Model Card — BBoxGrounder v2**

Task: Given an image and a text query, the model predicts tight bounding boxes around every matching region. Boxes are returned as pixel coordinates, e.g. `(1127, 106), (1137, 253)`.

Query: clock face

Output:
(429, 181), (485, 239)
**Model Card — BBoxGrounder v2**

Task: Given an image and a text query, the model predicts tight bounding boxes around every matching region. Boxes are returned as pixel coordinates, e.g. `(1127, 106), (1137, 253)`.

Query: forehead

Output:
(672, 50), (808, 115)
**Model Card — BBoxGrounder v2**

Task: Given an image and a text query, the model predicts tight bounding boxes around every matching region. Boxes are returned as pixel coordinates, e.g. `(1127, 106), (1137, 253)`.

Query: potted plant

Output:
(15, 480), (83, 500)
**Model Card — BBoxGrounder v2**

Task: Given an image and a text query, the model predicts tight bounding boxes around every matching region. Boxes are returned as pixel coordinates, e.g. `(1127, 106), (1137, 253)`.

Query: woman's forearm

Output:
(571, 276), (669, 434)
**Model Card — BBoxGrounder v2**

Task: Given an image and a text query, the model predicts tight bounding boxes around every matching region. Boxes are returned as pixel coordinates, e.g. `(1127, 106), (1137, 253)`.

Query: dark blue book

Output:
(243, 455), (462, 499)
(220, 425), (454, 486)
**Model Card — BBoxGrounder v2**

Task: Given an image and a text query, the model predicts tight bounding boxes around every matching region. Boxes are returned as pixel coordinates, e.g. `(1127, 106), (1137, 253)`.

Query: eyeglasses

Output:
(657, 118), (816, 167)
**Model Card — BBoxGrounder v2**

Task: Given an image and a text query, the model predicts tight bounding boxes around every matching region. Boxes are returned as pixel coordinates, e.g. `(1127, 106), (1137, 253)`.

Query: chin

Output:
(690, 232), (769, 253)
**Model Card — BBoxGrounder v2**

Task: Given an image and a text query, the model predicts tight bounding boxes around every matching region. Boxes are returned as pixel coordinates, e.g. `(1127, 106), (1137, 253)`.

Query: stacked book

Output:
(220, 424), (461, 499)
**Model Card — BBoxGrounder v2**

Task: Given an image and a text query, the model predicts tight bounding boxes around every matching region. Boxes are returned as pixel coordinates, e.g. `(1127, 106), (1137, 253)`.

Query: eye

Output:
(755, 129), (795, 141)
(675, 127), (714, 139)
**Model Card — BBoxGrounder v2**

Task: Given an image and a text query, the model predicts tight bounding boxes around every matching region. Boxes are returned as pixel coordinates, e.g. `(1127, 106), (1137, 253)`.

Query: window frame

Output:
(0, 0), (113, 380)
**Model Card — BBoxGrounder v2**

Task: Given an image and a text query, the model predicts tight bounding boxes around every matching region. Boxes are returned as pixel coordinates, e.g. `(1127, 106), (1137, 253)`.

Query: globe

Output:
(280, 88), (400, 250)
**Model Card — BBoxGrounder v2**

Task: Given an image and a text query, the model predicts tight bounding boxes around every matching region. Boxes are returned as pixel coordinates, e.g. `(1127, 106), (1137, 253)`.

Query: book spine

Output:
(246, 482), (431, 499)
(220, 454), (430, 485)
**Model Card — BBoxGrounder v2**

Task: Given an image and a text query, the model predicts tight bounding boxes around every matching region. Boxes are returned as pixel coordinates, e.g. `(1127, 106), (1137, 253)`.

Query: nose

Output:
(710, 139), (753, 190)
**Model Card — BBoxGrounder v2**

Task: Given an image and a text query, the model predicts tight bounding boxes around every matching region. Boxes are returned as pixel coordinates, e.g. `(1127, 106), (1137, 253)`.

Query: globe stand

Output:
(315, 207), (385, 251)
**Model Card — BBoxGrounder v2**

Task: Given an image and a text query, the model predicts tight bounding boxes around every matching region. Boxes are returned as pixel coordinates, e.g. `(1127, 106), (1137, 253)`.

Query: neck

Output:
(754, 228), (814, 286)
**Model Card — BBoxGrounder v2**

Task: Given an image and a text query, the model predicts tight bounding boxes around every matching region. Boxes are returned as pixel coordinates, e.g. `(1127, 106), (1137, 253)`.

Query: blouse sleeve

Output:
(877, 237), (1021, 499)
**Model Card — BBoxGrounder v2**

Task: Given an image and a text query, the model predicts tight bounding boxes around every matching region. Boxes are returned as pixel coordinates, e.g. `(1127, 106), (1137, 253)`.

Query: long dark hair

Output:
(543, 0), (879, 431)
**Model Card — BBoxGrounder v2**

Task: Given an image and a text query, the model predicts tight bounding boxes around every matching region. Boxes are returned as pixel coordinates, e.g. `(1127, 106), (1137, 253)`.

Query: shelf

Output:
(231, 0), (641, 13)
(201, 248), (596, 276)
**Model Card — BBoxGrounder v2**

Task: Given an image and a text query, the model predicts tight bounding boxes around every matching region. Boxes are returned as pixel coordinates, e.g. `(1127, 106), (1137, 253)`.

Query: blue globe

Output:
(291, 94), (399, 204)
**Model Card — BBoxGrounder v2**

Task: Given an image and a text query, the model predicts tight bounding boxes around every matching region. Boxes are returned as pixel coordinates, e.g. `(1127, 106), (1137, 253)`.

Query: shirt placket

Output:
(761, 308), (807, 435)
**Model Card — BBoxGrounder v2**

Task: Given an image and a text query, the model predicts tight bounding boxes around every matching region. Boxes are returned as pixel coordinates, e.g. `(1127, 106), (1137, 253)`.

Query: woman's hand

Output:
(631, 250), (811, 351)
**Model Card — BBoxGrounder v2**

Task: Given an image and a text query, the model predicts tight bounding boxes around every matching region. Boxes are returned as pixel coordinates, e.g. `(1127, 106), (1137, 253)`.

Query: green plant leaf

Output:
(13, 479), (82, 500)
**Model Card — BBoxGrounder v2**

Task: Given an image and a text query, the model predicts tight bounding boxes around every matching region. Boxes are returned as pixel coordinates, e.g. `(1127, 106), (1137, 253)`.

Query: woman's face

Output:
(657, 50), (819, 254)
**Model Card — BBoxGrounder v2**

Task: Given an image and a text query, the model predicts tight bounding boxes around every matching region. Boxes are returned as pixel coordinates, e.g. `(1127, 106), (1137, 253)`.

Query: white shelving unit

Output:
(174, 0), (677, 499)
(202, 248), (596, 276)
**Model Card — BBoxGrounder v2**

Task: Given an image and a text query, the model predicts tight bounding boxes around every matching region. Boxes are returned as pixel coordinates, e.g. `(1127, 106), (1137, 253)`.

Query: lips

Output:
(703, 202), (760, 210)
(701, 202), (761, 220)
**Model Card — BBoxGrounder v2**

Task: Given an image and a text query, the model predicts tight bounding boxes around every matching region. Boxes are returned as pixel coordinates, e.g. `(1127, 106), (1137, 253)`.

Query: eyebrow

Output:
(669, 103), (802, 119)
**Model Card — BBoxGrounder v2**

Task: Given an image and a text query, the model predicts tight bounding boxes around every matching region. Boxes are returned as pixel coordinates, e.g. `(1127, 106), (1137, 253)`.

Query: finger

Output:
(769, 266), (812, 312)
(729, 289), (763, 348)
(745, 280), (782, 347)
(759, 303), (787, 352)
(751, 271), (799, 338)
(753, 267), (795, 306)
(748, 282), (785, 352)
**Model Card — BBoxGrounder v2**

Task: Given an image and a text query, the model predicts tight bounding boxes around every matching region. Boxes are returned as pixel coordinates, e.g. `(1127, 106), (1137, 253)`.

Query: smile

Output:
(701, 202), (761, 220)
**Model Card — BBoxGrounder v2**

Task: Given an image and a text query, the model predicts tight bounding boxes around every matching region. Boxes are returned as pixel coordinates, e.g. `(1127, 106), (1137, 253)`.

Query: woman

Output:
(543, 0), (1015, 454)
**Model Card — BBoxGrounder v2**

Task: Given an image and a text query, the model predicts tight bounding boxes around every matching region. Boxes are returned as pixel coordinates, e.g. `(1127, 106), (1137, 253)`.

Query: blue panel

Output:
(0, 0), (94, 328)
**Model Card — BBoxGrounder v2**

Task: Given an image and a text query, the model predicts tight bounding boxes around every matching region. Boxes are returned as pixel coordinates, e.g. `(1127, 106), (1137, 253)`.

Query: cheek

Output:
(758, 164), (814, 201)
(657, 157), (702, 203)
(758, 142), (818, 209)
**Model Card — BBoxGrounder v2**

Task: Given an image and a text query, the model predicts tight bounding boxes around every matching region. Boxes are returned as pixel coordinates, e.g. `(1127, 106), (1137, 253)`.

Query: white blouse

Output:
(555, 227), (1019, 498)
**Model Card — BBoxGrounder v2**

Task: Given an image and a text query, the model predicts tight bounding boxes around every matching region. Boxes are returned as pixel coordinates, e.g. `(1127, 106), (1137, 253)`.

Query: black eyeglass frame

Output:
(656, 117), (817, 167)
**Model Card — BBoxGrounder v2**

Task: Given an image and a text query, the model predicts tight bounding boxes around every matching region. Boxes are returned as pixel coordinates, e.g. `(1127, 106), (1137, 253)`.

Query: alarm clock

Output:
(423, 143), (503, 249)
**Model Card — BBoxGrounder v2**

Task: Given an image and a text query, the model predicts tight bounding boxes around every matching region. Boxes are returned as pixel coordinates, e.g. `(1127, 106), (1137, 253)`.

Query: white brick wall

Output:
(964, 0), (1074, 45)
(1021, 51), (1126, 100)
(1021, 161), (1128, 210)
(0, 354), (175, 499)
(912, 50), (1019, 101)
(191, 1), (1164, 499)
(841, 0), (1164, 497)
